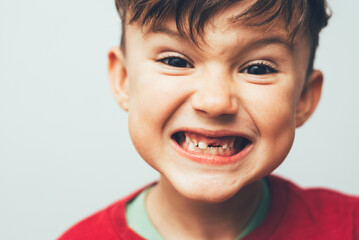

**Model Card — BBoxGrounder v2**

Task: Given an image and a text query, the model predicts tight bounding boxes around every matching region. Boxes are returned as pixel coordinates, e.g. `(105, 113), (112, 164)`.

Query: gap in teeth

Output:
(184, 133), (235, 150)
(185, 138), (233, 150)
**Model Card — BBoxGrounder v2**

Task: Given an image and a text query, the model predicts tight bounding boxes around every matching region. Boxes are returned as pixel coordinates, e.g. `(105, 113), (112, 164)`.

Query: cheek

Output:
(126, 72), (162, 163)
(244, 84), (297, 159)
(128, 69), (194, 126)
(245, 83), (297, 130)
(127, 72), (191, 163)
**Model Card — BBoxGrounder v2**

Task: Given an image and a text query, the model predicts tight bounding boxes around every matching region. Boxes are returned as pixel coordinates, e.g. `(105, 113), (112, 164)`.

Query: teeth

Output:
(183, 133), (238, 155)
(198, 142), (207, 150)
(209, 147), (216, 155)
(184, 141), (236, 156)
(188, 142), (196, 151)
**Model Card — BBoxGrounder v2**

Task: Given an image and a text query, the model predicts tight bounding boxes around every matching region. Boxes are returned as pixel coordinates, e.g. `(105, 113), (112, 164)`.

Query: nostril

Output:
(191, 94), (238, 117)
(190, 83), (238, 117)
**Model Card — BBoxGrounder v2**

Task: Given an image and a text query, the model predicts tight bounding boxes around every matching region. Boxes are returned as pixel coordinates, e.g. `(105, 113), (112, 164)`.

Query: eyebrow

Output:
(148, 27), (183, 39)
(250, 36), (295, 51)
(146, 26), (294, 51)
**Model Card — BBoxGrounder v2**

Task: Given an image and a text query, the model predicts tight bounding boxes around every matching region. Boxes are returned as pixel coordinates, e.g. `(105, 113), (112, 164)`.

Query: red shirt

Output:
(58, 175), (359, 240)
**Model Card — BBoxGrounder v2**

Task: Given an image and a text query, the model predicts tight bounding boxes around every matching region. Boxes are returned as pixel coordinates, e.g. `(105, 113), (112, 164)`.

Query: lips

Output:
(171, 130), (252, 164)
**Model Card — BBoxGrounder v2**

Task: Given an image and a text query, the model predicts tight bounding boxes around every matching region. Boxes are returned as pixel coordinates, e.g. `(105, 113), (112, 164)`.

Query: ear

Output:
(295, 70), (323, 128)
(108, 47), (129, 111)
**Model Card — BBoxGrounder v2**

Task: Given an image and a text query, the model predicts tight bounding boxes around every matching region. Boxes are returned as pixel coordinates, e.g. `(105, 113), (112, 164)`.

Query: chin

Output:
(167, 172), (254, 203)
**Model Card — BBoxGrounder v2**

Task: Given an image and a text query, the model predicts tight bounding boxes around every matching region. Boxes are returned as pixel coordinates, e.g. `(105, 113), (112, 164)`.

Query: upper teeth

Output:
(185, 135), (235, 150)
(198, 142), (207, 149)
(188, 141), (231, 150)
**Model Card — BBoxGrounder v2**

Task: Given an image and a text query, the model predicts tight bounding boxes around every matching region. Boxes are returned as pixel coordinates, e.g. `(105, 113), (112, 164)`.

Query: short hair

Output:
(114, 0), (331, 75)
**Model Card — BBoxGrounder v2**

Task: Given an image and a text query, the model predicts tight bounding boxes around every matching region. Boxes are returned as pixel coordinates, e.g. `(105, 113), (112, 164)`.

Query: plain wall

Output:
(0, 0), (358, 239)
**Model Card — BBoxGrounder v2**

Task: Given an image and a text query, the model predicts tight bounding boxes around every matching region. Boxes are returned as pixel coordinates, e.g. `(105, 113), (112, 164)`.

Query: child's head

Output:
(108, 0), (330, 203)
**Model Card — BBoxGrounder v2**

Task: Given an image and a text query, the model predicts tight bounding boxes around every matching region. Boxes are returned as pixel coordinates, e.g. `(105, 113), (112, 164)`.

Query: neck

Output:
(146, 176), (262, 240)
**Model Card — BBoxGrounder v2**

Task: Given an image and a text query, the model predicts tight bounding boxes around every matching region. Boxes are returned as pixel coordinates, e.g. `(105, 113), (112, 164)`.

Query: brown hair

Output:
(114, 0), (331, 74)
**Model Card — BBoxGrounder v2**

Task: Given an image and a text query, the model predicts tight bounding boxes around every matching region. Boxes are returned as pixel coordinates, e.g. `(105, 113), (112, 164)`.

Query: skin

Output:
(108, 3), (323, 239)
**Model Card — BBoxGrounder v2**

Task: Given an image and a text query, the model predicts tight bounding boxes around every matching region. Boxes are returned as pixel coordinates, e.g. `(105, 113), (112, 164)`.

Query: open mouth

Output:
(171, 131), (252, 157)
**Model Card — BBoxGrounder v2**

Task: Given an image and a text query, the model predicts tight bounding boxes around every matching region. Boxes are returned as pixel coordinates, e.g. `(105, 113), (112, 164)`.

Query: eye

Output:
(159, 56), (193, 68)
(241, 62), (277, 75)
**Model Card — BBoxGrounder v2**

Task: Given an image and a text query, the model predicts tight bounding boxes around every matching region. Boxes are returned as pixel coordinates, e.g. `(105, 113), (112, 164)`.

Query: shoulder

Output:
(57, 186), (151, 240)
(57, 199), (126, 240)
(265, 175), (359, 239)
(268, 175), (359, 209)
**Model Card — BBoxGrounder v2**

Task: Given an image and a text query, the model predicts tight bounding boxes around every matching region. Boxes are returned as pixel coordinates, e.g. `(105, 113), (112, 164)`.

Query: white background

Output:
(0, 0), (358, 239)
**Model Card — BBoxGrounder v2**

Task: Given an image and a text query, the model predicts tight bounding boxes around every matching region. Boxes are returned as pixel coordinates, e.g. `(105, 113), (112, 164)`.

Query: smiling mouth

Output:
(171, 131), (252, 157)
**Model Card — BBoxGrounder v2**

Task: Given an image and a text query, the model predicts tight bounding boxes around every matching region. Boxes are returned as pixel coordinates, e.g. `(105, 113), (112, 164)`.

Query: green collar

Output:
(126, 178), (270, 240)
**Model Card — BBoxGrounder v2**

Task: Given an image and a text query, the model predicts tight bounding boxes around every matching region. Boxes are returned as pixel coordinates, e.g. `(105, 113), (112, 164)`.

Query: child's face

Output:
(109, 3), (323, 202)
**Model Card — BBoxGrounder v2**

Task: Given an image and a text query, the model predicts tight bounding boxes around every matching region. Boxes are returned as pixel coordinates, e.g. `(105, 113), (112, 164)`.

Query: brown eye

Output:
(162, 57), (192, 68)
(244, 64), (277, 75)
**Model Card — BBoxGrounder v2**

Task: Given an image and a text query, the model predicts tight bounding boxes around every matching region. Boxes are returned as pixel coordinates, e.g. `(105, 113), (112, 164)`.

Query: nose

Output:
(191, 71), (239, 118)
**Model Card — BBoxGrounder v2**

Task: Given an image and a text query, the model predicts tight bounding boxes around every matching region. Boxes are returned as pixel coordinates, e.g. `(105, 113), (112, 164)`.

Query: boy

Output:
(59, 0), (359, 239)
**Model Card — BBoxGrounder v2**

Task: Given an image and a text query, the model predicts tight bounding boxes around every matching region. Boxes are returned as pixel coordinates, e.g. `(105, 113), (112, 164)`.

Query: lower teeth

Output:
(186, 142), (234, 156)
